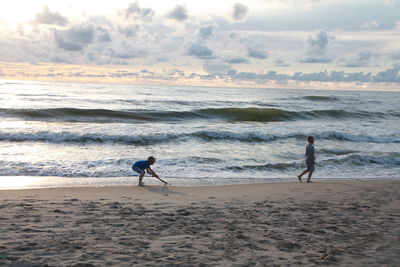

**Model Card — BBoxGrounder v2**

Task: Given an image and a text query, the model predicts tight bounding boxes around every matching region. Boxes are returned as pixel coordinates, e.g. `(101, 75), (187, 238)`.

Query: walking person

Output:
(298, 136), (316, 183)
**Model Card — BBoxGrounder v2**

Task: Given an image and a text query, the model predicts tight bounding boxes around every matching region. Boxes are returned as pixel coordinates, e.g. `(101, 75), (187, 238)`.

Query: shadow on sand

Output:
(144, 185), (188, 196)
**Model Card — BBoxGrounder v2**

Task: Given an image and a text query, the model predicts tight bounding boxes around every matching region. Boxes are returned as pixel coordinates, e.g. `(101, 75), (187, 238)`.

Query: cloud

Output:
(166, 68), (185, 77)
(374, 64), (400, 82)
(306, 30), (333, 56)
(302, 30), (335, 63)
(231, 3), (248, 22)
(274, 57), (290, 67)
(342, 51), (373, 68)
(301, 57), (332, 63)
(167, 5), (188, 22)
(123, 2), (155, 21)
(54, 24), (95, 51)
(247, 46), (268, 59)
(35, 5), (68, 26)
(187, 43), (213, 58)
(394, 21), (400, 30)
(96, 27), (111, 42)
(1, 1), (399, 88)
(361, 21), (379, 30)
(384, 0), (400, 7)
(203, 62), (232, 75)
(198, 24), (216, 40)
(226, 56), (250, 64)
(119, 24), (140, 37)
(2, 62), (400, 85)
(106, 39), (147, 60)
(391, 51), (400, 60)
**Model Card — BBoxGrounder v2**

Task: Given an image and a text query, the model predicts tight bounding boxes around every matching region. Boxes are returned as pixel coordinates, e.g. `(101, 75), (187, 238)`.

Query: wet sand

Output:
(0, 179), (399, 266)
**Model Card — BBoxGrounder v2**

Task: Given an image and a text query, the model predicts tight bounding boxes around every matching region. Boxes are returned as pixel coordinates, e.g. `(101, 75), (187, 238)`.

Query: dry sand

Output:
(0, 179), (399, 266)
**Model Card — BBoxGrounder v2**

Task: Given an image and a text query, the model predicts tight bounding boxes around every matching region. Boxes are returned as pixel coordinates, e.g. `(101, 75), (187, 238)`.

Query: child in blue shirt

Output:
(298, 136), (316, 183)
(132, 156), (167, 186)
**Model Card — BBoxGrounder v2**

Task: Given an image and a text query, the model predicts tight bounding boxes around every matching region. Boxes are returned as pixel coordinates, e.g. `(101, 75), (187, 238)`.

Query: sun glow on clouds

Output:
(0, 0), (399, 89)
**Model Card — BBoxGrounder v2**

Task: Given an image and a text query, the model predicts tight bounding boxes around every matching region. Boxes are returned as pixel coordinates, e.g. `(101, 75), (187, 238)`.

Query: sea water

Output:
(0, 80), (399, 187)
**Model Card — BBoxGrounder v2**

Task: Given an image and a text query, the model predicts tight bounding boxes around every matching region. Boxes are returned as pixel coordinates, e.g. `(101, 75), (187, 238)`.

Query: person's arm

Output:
(146, 167), (168, 184)
(312, 147), (316, 162)
(146, 167), (159, 178)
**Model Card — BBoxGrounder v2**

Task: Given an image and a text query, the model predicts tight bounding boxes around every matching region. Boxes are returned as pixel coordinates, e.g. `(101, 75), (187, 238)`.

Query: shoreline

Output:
(1, 179), (399, 266)
(0, 175), (399, 191)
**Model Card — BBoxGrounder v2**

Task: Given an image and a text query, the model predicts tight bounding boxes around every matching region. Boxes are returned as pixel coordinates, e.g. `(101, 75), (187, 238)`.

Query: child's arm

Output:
(146, 167), (159, 178)
(147, 167), (168, 184)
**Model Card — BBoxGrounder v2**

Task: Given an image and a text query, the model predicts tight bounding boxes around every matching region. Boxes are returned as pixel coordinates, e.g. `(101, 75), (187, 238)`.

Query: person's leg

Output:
(133, 166), (146, 186)
(306, 171), (313, 182)
(298, 170), (308, 181)
(138, 170), (145, 185)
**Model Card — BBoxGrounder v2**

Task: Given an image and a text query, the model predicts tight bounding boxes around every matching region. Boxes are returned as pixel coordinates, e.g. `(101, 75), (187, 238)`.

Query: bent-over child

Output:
(132, 156), (167, 186)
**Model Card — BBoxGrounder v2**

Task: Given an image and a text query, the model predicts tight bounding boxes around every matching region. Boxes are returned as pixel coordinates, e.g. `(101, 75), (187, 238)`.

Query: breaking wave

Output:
(1, 131), (399, 145)
(303, 96), (340, 101)
(0, 107), (397, 123)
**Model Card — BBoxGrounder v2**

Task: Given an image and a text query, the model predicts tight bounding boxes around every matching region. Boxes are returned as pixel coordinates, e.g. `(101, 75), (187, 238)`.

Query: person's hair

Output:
(307, 136), (314, 142)
(148, 156), (156, 163)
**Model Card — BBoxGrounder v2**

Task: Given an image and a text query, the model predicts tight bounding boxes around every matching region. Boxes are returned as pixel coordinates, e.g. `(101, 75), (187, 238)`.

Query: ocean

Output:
(1, 80), (399, 187)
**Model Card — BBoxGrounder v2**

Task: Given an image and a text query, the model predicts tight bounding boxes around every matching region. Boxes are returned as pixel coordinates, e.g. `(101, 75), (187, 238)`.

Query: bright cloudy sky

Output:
(0, 0), (399, 89)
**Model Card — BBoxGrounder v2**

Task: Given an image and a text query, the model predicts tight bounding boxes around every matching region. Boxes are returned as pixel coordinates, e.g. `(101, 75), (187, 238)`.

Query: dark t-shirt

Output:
(133, 160), (149, 170)
(305, 144), (315, 163)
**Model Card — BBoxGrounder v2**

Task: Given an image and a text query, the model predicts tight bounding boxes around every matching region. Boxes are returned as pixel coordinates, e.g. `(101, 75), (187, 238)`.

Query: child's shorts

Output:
(132, 166), (145, 175)
(306, 161), (315, 172)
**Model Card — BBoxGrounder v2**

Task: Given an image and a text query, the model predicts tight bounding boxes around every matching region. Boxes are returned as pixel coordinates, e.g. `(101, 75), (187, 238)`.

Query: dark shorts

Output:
(132, 166), (145, 175)
(306, 161), (315, 172)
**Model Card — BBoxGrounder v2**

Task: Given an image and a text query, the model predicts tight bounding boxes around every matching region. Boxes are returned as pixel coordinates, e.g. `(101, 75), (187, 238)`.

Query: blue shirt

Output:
(133, 160), (149, 170)
(305, 144), (315, 163)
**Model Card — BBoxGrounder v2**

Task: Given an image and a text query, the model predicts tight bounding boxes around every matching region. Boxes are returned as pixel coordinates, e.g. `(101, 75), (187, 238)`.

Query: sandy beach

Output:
(0, 179), (399, 266)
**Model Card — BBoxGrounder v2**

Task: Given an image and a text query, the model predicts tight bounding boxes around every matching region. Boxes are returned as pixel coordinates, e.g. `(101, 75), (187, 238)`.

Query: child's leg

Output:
(138, 171), (145, 185)
(306, 171), (313, 182)
(298, 169), (308, 179)
(133, 166), (146, 186)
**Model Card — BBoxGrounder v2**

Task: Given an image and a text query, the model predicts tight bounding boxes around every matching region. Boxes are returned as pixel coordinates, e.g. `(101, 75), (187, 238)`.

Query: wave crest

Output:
(1, 107), (398, 123)
(1, 130), (399, 145)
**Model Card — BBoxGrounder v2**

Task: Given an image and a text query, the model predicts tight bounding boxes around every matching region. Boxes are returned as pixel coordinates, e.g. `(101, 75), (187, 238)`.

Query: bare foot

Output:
(297, 175), (302, 182)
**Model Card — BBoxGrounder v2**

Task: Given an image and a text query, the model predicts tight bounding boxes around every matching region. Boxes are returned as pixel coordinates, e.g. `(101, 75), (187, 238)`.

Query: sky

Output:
(0, 0), (399, 90)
